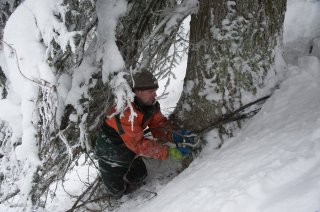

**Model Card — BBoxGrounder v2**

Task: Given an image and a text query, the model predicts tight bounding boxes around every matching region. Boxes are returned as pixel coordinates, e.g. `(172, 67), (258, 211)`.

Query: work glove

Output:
(172, 129), (195, 144)
(168, 146), (190, 161)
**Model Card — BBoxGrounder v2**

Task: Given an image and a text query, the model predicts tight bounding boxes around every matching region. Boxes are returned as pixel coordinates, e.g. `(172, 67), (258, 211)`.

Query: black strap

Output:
(141, 102), (160, 126)
(115, 114), (125, 135)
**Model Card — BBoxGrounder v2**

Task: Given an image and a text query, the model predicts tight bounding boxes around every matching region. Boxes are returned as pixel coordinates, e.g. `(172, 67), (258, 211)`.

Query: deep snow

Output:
(0, 0), (320, 211)
(117, 1), (320, 211)
(123, 56), (320, 211)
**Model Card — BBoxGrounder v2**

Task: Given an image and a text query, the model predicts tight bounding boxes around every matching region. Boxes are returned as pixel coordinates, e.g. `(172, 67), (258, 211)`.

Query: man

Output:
(95, 70), (192, 197)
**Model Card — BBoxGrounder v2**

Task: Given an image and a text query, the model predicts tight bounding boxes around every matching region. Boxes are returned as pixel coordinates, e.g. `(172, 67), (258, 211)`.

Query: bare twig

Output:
(0, 39), (54, 89)
(66, 175), (101, 212)
(0, 189), (20, 204)
(192, 95), (271, 134)
(67, 193), (113, 211)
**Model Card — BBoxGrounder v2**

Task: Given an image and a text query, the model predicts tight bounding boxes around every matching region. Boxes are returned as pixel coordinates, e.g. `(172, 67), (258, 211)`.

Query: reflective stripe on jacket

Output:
(105, 99), (173, 160)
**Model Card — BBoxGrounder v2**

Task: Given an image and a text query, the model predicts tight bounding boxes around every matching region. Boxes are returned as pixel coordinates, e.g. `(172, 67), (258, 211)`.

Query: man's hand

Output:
(172, 129), (195, 144)
(168, 146), (190, 161)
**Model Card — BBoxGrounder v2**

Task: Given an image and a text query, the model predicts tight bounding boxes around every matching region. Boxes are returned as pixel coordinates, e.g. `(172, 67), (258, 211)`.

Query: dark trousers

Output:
(98, 156), (147, 196)
(95, 126), (147, 196)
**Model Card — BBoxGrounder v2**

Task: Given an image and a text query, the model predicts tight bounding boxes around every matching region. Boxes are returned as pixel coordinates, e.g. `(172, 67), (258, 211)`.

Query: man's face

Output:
(135, 88), (158, 106)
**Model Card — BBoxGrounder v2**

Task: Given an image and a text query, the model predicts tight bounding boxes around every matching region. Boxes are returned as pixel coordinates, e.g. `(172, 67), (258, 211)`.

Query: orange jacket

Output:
(105, 100), (173, 160)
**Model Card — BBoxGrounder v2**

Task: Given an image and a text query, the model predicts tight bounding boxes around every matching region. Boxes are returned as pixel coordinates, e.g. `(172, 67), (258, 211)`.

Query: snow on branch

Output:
(28, 0), (82, 54)
(96, 0), (127, 83)
(0, 0), (80, 208)
(108, 72), (136, 124)
(140, 0), (197, 64)
(95, 0), (136, 120)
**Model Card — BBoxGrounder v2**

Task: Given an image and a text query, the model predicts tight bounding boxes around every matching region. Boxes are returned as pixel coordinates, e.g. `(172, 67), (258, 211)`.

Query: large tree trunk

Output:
(172, 0), (286, 132)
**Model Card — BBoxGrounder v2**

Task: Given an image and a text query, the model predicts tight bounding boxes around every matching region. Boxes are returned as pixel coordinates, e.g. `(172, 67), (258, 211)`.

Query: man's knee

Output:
(99, 167), (126, 197)
(98, 160), (128, 196)
(125, 157), (148, 184)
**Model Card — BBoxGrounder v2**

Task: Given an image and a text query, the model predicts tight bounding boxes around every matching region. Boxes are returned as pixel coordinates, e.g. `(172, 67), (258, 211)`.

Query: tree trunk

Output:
(171, 0), (286, 132)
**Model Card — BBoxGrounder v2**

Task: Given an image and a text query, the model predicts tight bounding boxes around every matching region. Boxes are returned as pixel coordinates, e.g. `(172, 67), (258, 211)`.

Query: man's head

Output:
(133, 70), (158, 106)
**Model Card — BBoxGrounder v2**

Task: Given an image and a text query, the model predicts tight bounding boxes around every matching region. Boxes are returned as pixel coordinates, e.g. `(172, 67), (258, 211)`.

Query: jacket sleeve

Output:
(119, 119), (169, 160)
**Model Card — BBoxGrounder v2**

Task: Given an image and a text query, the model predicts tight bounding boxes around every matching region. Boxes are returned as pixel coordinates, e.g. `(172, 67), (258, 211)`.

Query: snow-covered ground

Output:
(126, 56), (320, 211)
(117, 1), (320, 211)
(1, 0), (320, 211)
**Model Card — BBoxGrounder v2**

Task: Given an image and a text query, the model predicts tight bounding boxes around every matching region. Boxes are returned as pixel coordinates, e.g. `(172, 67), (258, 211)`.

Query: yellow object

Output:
(168, 147), (184, 161)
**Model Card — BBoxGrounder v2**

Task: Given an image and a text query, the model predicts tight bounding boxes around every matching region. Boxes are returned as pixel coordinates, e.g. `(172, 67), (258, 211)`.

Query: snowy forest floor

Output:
(1, 1), (320, 212)
(80, 32), (320, 212)
(116, 1), (320, 211)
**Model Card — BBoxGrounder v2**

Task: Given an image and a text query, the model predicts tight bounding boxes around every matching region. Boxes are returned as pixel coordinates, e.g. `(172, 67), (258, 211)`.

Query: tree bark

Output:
(171, 0), (286, 132)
